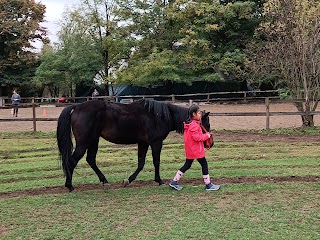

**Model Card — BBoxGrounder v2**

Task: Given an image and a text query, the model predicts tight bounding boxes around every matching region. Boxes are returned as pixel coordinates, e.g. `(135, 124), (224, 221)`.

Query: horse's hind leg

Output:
(125, 142), (149, 186)
(66, 145), (87, 191)
(86, 138), (108, 185)
(151, 141), (164, 185)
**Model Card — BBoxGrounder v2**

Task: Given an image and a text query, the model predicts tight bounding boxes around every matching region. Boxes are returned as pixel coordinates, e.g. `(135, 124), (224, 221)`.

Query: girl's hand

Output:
(206, 132), (211, 138)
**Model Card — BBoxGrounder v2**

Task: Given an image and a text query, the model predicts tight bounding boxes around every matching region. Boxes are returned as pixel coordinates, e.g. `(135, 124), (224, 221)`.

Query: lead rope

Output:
(200, 122), (213, 150)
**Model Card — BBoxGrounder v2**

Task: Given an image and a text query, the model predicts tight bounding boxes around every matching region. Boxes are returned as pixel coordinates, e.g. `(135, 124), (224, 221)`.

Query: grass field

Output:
(0, 131), (320, 239)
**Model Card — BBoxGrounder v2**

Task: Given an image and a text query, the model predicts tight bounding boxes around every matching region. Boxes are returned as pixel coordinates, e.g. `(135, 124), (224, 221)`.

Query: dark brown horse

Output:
(57, 99), (212, 191)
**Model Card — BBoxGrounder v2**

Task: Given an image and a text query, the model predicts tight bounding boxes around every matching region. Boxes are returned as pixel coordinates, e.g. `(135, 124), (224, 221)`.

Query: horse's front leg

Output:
(151, 141), (164, 185)
(124, 142), (149, 186)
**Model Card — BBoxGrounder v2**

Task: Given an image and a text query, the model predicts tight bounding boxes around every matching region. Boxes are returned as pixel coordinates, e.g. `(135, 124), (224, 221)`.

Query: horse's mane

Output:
(137, 99), (188, 134)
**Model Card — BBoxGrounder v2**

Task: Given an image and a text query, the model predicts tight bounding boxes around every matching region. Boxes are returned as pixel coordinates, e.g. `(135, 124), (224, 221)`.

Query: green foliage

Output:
(278, 88), (290, 100)
(168, 0), (259, 78)
(59, 34), (104, 86)
(217, 50), (247, 75)
(117, 49), (195, 85)
(115, 0), (262, 86)
(1, 0), (267, 93)
(33, 46), (66, 96)
(34, 0), (137, 94)
(113, 0), (185, 85)
(0, 0), (48, 89)
(34, 19), (106, 96)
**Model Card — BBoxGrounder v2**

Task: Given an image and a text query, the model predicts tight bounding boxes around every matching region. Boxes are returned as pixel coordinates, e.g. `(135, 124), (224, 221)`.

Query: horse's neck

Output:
(171, 105), (188, 134)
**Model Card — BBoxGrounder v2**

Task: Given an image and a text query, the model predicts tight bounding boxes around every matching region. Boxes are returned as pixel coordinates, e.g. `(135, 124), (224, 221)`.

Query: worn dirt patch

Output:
(0, 225), (10, 236)
(1, 176), (319, 199)
(214, 132), (320, 142)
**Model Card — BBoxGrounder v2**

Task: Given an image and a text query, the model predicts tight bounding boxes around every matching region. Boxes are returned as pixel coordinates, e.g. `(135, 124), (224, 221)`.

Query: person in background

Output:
(169, 104), (220, 191)
(92, 89), (99, 99)
(11, 90), (21, 117)
(58, 95), (67, 103)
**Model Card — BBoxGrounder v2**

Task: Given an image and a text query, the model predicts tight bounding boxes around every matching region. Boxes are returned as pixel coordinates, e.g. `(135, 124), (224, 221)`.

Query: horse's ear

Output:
(203, 112), (210, 117)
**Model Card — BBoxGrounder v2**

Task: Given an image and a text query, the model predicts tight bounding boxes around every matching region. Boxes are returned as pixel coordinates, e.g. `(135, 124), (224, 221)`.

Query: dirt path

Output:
(1, 176), (319, 199)
(1, 102), (320, 132)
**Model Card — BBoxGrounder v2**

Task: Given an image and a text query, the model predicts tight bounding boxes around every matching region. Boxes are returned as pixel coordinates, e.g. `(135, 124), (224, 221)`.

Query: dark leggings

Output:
(179, 157), (209, 175)
(12, 105), (19, 116)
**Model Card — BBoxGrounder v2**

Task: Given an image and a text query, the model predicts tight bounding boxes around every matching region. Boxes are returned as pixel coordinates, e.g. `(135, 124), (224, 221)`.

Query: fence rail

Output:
(1, 90), (281, 106)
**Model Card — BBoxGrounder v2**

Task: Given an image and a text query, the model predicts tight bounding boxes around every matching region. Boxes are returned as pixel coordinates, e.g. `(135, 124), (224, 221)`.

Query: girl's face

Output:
(192, 110), (202, 121)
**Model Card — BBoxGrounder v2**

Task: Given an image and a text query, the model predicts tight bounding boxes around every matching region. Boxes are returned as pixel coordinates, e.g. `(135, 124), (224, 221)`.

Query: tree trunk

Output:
(104, 49), (109, 96)
(294, 101), (315, 127)
(301, 114), (314, 127)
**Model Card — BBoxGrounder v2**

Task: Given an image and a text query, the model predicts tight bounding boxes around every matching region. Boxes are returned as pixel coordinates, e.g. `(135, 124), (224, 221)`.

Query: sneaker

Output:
(205, 183), (220, 191)
(169, 180), (183, 190)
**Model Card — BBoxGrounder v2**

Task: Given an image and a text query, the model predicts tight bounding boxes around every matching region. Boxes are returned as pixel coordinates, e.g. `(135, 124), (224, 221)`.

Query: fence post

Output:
(243, 92), (247, 103)
(207, 93), (210, 102)
(265, 97), (270, 130)
(171, 94), (175, 102)
(32, 97), (36, 132)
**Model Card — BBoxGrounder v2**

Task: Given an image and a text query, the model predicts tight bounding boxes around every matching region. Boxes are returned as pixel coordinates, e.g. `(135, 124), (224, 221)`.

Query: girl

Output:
(169, 104), (220, 191)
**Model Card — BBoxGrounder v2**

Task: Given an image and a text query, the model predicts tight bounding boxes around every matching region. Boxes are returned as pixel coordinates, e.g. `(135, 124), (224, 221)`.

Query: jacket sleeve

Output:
(189, 123), (209, 142)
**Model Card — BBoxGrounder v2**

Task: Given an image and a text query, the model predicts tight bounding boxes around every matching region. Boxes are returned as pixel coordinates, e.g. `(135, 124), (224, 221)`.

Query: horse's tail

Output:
(57, 104), (77, 177)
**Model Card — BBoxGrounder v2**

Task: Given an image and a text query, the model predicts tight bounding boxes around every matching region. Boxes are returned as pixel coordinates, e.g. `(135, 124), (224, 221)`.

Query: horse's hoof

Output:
(101, 179), (109, 185)
(156, 179), (164, 186)
(68, 186), (74, 192)
(102, 182), (110, 189)
(122, 179), (130, 187)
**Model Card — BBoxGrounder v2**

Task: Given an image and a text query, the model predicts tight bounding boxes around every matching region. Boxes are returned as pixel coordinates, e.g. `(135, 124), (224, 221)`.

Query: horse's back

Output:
(70, 99), (175, 145)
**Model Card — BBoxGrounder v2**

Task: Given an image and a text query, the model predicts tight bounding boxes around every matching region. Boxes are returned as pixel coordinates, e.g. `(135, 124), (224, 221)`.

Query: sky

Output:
(37, 0), (81, 47)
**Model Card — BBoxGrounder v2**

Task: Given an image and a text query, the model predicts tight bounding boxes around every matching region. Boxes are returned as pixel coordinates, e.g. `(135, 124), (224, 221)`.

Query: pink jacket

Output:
(183, 120), (210, 159)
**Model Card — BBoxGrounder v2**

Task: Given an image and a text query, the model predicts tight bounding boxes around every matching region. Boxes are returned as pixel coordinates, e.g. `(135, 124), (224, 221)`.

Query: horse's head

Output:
(201, 111), (214, 149)
(201, 110), (211, 132)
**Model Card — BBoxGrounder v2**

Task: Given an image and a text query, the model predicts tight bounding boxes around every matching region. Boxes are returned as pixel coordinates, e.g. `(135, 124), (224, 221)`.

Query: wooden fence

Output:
(0, 90), (278, 106)
(1, 91), (320, 131)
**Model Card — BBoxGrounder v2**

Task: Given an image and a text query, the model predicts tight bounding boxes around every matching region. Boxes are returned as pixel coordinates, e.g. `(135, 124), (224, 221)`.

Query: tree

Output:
(69, 0), (135, 92)
(114, 0), (189, 85)
(169, 0), (260, 82)
(34, 34), (104, 97)
(34, 0), (135, 96)
(54, 0), (135, 94)
(116, 0), (262, 86)
(33, 45), (68, 97)
(116, 48), (196, 85)
(0, 0), (48, 92)
(246, 0), (320, 127)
